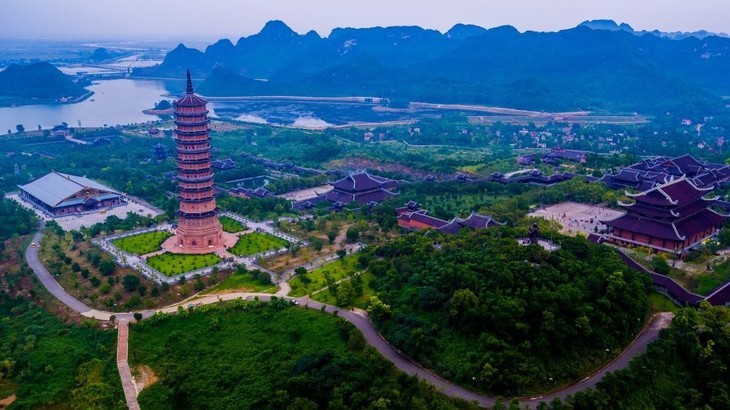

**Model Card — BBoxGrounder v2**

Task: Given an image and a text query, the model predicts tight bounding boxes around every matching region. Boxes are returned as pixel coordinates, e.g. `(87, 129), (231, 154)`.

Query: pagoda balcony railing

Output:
(175, 129), (209, 137)
(175, 135), (210, 143)
(177, 157), (210, 165)
(174, 119), (210, 127)
(178, 165), (212, 174)
(174, 109), (209, 116)
(179, 196), (215, 203)
(177, 174), (213, 183)
(176, 147), (211, 155)
(178, 185), (214, 193)
(177, 209), (219, 219)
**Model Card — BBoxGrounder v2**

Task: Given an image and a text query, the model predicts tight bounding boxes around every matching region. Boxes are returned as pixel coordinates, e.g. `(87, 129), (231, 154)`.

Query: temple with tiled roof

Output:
(601, 177), (728, 255)
(600, 154), (730, 191)
(324, 171), (398, 206)
(437, 211), (505, 235)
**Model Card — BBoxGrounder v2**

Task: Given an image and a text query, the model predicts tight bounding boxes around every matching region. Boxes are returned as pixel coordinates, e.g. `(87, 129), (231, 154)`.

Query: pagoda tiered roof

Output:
(601, 154), (730, 191)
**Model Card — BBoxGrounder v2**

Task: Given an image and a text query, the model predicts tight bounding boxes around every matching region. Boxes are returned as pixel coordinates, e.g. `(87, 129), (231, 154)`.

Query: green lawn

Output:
(228, 232), (288, 257)
(204, 271), (278, 294)
(219, 216), (246, 233)
(648, 291), (680, 313)
(146, 253), (222, 276)
(289, 255), (360, 297)
(696, 259), (730, 295)
(129, 302), (466, 409)
(112, 231), (171, 255)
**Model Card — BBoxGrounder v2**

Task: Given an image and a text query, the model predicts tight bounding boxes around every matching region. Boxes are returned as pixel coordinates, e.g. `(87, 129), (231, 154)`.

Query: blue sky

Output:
(1, 0), (728, 40)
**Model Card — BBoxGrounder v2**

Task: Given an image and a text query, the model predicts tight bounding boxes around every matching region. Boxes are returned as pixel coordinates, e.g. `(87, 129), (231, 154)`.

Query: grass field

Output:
(696, 260), (730, 295)
(204, 272), (278, 294)
(219, 216), (246, 233)
(112, 231), (171, 255)
(228, 232), (288, 257)
(146, 253), (221, 276)
(289, 255), (360, 297)
(648, 291), (680, 313)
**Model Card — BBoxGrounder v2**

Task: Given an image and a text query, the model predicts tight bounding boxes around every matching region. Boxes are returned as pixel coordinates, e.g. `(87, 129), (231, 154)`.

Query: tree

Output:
(337, 249), (347, 260)
(122, 274), (140, 292)
(98, 259), (116, 276)
(15, 124), (24, 133)
(133, 312), (143, 321)
(312, 238), (324, 253)
(327, 230), (337, 245)
(346, 227), (360, 243)
(294, 267), (307, 276)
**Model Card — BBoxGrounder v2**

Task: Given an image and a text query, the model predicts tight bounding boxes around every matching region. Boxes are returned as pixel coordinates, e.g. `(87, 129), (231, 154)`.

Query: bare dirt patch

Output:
(133, 365), (158, 393)
(0, 394), (16, 409)
(327, 157), (429, 178)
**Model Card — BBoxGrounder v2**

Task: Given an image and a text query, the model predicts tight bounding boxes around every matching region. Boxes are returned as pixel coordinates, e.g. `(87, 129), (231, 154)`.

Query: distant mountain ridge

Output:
(579, 19), (729, 40)
(134, 20), (730, 115)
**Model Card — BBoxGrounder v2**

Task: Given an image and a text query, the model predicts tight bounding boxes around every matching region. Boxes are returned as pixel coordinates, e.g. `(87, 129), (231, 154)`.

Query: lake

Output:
(0, 78), (449, 133)
(0, 79), (178, 132)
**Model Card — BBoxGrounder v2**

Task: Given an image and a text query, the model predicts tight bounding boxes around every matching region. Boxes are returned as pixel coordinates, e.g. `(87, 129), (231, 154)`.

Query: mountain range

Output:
(134, 20), (730, 115)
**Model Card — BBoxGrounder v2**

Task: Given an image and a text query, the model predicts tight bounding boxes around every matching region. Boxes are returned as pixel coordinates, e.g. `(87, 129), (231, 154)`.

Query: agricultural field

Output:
(146, 253), (222, 276)
(289, 254), (361, 297)
(112, 231), (171, 255)
(228, 232), (288, 257)
(219, 216), (247, 233)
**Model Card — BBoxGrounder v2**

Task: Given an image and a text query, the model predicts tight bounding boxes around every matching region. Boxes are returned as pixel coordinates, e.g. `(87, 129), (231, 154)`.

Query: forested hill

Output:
(134, 20), (730, 115)
(0, 62), (88, 101)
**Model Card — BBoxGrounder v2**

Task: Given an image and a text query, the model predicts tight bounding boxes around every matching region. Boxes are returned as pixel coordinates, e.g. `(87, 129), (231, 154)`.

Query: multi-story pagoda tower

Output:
(172, 70), (223, 251)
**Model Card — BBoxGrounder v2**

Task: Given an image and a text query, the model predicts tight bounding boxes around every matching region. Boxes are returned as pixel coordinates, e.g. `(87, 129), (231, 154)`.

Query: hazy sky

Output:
(1, 0), (728, 41)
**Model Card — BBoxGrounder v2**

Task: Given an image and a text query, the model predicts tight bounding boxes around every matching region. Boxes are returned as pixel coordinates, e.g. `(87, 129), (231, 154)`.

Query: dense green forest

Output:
(0, 198), (37, 246)
(365, 229), (651, 396)
(130, 300), (476, 410)
(563, 304), (730, 409)
(0, 297), (124, 408)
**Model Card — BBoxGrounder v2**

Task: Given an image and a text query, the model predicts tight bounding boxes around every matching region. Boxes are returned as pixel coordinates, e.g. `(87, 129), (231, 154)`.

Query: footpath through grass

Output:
(112, 230), (171, 255)
(289, 254), (360, 297)
(228, 232), (288, 257)
(129, 301), (469, 409)
(219, 216), (246, 233)
(146, 253), (222, 276)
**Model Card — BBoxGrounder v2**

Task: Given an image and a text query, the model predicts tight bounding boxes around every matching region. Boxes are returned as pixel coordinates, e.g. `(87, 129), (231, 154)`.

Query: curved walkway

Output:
(25, 230), (672, 408)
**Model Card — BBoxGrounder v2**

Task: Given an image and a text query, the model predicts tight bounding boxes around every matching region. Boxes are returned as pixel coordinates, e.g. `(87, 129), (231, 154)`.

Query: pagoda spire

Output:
(186, 69), (194, 94)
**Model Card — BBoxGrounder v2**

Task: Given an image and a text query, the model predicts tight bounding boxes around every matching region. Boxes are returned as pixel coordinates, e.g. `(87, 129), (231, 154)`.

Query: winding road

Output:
(25, 228), (673, 408)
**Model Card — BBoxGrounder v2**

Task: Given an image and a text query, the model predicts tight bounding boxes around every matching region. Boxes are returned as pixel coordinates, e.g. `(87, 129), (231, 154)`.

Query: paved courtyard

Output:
(7, 193), (162, 231)
(528, 201), (623, 236)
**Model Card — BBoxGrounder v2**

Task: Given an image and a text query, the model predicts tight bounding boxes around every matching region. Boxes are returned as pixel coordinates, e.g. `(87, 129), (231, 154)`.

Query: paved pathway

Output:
(24, 228), (673, 408)
(116, 320), (140, 410)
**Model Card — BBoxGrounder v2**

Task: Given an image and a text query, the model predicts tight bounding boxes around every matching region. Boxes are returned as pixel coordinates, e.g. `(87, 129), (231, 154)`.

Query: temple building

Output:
(600, 154), (730, 191)
(324, 171), (398, 207)
(396, 201), (504, 235)
(18, 171), (123, 217)
(601, 177), (728, 255)
(171, 71), (224, 252)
